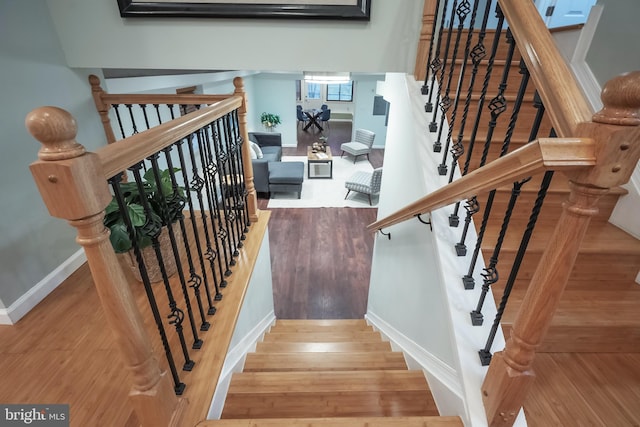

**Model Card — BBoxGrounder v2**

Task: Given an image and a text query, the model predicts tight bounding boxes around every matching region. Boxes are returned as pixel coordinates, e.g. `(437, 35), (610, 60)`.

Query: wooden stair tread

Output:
(255, 341), (392, 353)
(198, 416), (464, 426)
(244, 352), (407, 372)
(481, 221), (640, 255)
(262, 331), (383, 342)
(271, 319), (372, 332)
(227, 370), (429, 394)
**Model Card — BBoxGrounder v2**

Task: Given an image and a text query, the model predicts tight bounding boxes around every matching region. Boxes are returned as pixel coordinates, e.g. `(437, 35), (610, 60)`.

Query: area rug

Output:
(267, 156), (376, 208)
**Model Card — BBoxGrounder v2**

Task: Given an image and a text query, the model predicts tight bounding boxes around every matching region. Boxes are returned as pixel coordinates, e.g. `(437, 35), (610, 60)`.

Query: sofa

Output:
(248, 132), (282, 193)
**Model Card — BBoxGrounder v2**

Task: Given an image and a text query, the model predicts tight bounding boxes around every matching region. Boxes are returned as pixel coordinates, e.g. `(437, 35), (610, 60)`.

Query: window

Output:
(326, 82), (353, 102)
(306, 83), (321, 100)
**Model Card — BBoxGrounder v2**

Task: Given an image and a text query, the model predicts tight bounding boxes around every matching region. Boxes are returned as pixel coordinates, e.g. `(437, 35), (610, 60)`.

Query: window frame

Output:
(326, 82), (354, 102)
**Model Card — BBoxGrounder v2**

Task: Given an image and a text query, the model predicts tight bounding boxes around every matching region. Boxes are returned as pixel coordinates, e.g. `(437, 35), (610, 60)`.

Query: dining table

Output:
(303, 109), (323, 132)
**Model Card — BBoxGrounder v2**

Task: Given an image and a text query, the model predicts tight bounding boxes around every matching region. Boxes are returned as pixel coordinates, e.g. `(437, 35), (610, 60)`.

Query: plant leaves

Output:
(109, 223), (132, 253)
(127, 204), (147, 227)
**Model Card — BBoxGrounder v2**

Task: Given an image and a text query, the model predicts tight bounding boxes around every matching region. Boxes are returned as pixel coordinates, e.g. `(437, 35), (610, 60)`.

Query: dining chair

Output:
(319, 108), (331, 130)
(296, 106), (309, 129)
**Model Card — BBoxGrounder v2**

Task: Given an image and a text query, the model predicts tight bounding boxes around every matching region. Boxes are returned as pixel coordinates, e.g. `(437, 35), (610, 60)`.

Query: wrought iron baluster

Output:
(429, 0), (459, 139)
(163, 146), (211, 332)
(455, 197), (480, 256)
(112, 104), (126, 139)
(450, 2), (504, 225)
(125, 104), (138, 135)
(480, 169), (555, 365)
(232, 109), (251, 230)
(176, 136), (218, 315)
(188, 130), (224, 300)
(130, 161), (194, 372)
(422, 0), (443, 96)
(221, 113), (246, 247)
(214, 119), (240, 263)
(470, 177), (531, 326)
(154, 104), (162, 125)
(425, 0), (451, 114)
(433, 0), (475, 159)
(199, 126), (232, 285)
(443, 0), (492, 184)
(109, 173), (185, 395)
(204, 123), (234, 277)
(140, 104), (151, 130)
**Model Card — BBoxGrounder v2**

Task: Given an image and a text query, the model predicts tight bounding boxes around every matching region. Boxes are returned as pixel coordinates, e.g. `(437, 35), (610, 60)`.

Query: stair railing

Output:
(26, 77), (262, 427)
(396, 0), (640, 425)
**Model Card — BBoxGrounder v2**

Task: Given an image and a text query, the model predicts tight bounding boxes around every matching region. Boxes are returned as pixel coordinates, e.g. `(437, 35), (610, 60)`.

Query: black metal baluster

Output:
(130, 161), (194, 372)
(163, 147), (211, 332)
(470, 177), (531, 326)
(198, 127), (232, 286)
(176, 135), (218, 315)
(214, 119), (240, 262)
(203, 123), (233, 278)
(422, 0), (443, 96)
(231, 109), (251, 231)
(154, 104), (162, 125)
(189, 130), (225, 299)
(443, 0), (491, 184)
(479, 169), (555, 365)
(125, 104), (139, 135)
(429, 0), (459, 141)
(425, 0), (451, 114)
(112, 104), (126, 139)
(109, 173), (185, 395)
(455, 197), (480, 256)
(140, 104), (151, 130)
(450, 2), (504, 226)
(433, 0), (475, 163)
(147, 153), (203, 350)
(221, 113), (245, 248)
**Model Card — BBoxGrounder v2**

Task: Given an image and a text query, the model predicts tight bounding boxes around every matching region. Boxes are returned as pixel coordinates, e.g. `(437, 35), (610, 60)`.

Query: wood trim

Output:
(367, 138), (596, 232)
(413, 0), (439, 81)
(97, 96), (243, 179)
(548, 23), (585, 33)
(498, 0), (593, 136)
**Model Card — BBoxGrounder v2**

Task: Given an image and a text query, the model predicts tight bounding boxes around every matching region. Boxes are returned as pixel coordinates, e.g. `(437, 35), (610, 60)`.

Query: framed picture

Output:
(117, 0), (371, 20)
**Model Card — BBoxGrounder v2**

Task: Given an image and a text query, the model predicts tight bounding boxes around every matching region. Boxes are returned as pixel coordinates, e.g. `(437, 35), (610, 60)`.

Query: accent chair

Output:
(340, 129), (376, 163)
(344, 167), (383, 206)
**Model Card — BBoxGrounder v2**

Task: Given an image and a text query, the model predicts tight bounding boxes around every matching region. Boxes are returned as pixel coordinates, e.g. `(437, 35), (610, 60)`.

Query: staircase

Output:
(444, 29), (640, 353)
(198, 320), (463, 426)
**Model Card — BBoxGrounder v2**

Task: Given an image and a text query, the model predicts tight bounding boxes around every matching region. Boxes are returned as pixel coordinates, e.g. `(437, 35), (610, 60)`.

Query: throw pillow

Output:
(250, 141), (264, 159)
(249, 144), (257, 159)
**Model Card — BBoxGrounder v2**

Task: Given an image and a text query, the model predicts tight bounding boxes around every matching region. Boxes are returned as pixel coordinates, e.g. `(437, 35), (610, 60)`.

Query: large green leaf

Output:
(109, 223), (132, 253)
(127, 203), (147, 227)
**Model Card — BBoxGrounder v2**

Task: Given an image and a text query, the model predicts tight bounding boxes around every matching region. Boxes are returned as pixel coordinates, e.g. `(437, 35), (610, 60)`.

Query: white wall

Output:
(0, 0), (104, 316)
(46, 0), (423, 74)
(352, 77), (388, 147)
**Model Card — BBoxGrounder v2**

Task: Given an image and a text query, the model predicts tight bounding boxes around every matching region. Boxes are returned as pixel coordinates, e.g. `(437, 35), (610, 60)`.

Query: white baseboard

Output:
(0, 249), (86, 325)
(365, 311), (463, 399)
(207, 311), (276, 419)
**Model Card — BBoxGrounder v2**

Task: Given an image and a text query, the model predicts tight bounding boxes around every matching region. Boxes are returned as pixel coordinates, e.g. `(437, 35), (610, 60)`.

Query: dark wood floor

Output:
(258, 121), (384, 319)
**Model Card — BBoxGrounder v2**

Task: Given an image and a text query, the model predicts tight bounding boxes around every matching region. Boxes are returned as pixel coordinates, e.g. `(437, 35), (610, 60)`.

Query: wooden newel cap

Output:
(593, 71), (640, 126)
(25, 106), (86, 161)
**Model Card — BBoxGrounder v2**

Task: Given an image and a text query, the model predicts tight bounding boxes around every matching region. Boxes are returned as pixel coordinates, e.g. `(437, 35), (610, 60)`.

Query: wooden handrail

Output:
(97, 96), (242, 179)
(367, 138), (596, 232)
(98, 93), (234, 105)
(498, 0), (593, 137)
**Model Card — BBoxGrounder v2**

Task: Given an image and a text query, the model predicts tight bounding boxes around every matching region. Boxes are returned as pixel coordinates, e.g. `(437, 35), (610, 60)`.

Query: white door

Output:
(535, 0), (597, 28)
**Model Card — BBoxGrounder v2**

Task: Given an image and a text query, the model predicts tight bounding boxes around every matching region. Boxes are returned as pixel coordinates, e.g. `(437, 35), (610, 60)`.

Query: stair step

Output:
(262, 331), (383, 343)
(271, 319), (372, 333)
(255, 341), (393, 353)
(223, 371), (438, 419)
(198, 416), (464, 426)
(499, 289), (640, 352)
(244, 352), (407, 372)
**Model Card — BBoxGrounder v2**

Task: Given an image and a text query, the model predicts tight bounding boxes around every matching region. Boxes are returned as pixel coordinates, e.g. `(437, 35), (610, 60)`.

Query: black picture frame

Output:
(116, 1), (371, 20)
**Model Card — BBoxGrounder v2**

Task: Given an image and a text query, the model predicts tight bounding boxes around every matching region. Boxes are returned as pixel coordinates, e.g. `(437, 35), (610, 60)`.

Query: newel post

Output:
(26, 107), (185, 427)
(233, 77), (259, 222)
(89, 75), (117, 144)
(481, 71), (640, 426)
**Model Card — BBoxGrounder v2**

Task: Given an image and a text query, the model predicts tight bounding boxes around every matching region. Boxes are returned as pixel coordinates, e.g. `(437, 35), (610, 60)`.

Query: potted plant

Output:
(104, 168), (186, 282)
(260, 112), (281, 131)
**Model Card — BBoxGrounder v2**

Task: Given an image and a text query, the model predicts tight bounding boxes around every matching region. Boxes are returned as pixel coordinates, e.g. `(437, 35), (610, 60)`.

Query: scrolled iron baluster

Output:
(109, 173), (185, 395)
(215, 118), (241, 261)
(130, 160), (194, 372)
(470, 177), (531, 326)
(429, 0), (459, 140)
(455, 196), (480, 256)
(447, 0), (495, 227)
(422, 0), (443, 96)
(125, 104), (139, 135)
(434, 0), (477, 167)
(425, 0), (451, 114)
(479, 170), (555, 366)
(221, 112), (246, 247)
(232, 110), (251, 231)
(163, 147), (211, 332)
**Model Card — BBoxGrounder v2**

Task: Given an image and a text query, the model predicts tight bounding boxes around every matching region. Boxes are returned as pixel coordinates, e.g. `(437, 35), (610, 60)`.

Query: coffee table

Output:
(307, 146), (333, 179)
